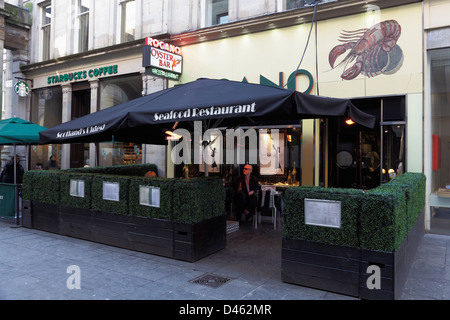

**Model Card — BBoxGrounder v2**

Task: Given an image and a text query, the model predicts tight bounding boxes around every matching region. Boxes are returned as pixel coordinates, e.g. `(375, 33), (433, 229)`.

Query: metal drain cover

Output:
(189, 274), (231, 289)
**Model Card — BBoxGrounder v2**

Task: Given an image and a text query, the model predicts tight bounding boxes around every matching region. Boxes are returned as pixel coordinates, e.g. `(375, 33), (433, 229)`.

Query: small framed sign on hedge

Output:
(103, 182), (120, 201)
(139, 186), (161, 208)
(305, 198), (341, 229)
(70, 180), (85, 198)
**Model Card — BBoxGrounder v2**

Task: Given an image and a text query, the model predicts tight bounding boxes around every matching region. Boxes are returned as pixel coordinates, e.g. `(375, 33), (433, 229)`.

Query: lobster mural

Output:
(329, 20), (404, 80)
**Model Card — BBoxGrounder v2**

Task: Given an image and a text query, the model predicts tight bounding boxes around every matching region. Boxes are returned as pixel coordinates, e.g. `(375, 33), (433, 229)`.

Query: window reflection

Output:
(121, 0), (136, 42)
(206, 0), (228, 27)
(98, 75), (143, 166)
(77, 0), (89, 53)
(382, 125), (405, 184)
(31, 87), (63, 171)
(430, 48), (450, 193)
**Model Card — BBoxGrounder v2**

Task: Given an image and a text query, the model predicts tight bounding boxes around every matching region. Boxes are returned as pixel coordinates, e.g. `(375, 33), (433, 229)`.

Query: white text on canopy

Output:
(56, 124), (106, 139)
(153, 103), (257, 122)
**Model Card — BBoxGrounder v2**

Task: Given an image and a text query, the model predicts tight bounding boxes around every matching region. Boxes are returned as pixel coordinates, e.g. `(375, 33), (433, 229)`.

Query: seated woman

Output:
(232, 164), (260, 222)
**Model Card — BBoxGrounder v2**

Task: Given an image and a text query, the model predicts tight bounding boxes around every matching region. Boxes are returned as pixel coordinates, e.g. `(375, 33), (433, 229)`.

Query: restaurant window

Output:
(174, 126), (302, 188)
(76, 0), (90, 53)
(30, 87), (63, 171)
(120, 0), (136, 42)
(98, 75), (143, 166)
(206, 0), (228, 27)
(430, 48), (450, 195)
(429, 48), (450, 235)
(328, 97), (405, 190)
(41, 3), (51, 60)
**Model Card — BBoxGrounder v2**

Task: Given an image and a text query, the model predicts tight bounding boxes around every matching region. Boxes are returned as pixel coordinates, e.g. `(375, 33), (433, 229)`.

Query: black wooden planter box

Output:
(281, 210), (424, 300)
(25, 201), (226, 263)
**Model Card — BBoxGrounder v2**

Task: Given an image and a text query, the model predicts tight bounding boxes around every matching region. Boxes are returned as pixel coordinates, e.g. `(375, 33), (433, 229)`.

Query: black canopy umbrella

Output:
(39, 78), (375, 145)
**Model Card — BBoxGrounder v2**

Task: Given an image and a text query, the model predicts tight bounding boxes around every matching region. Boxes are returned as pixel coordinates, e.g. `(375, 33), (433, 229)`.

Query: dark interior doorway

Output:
(328, 96), (405, 190)
(328, 98), (381, 190)
(71, 83), (91, 168)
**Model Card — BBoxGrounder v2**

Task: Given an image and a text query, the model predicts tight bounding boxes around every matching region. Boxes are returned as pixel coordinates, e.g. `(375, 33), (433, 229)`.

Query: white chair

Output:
(254, 187), (278, 230)
(268, 189), (278, 230)
(253, 189), (261, 229)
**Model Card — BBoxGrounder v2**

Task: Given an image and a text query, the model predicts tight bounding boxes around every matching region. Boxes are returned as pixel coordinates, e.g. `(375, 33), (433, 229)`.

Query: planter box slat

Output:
(281, 260), (360, 296)
(173, 215), (227, 262)
(282, 238), (361, 260)
(32, 203), (60, 234)
(22, 200), (33, 229)
(127, 219), (174, 258)
(281, 260), (360, 284)
(282, 248), (360, 272)
(27, 202), (226, 263)
(128, 224), (173, 239)
(128, 232), (174, 257)
(282, 238), (361, 297)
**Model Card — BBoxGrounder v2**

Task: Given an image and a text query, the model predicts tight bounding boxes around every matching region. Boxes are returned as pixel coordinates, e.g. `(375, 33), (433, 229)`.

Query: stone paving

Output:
(0, 218), (449, 300)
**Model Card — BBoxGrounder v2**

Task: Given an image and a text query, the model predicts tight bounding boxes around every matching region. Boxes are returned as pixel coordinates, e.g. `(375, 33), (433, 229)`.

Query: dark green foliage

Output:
(91, 175), (130, 215)
(283, 173), (426, 252)
(65, 164), (158, 177)
(23, 170), (61, 205)
(22, 164), (232, 223)
(283, 186), (364, 247)
(128, 177), (175, 220)
(360, 185), (407, 251)
(21, 171), (34, 201)
(172, 177), (225, 224)
(388, 173), (426, 231)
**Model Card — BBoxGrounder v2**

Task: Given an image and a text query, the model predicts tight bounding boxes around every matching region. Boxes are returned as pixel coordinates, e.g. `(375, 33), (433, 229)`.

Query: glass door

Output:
(381, 122), (406, 184)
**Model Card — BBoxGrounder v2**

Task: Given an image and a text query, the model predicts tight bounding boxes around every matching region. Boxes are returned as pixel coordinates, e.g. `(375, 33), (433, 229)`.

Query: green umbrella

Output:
(0, 117), (47, 145)
(0, 118), (47, 226)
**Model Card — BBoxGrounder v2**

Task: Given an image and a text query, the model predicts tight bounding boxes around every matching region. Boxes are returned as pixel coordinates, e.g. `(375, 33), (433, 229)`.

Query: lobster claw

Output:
(341, 61), (362, 80)
(329, 43), (353, 68)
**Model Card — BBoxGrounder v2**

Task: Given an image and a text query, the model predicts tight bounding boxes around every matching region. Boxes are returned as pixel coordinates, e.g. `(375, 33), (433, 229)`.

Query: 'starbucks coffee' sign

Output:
(47, 65), (119, 85)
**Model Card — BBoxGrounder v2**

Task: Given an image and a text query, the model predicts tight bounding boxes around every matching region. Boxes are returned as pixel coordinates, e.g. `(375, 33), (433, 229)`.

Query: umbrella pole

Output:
(13, 145), (20, 227)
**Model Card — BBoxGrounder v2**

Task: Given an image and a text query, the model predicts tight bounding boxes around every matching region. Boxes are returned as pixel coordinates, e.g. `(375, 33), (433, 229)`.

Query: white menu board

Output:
(139, 186), (161, 208)
(103, 182), (120, 202)
(305, 198), (341, 229)
(70, 180), (85, 198)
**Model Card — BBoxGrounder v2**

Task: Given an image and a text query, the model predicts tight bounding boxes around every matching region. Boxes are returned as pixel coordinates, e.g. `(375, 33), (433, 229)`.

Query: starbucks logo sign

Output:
(14, 81), (30, 97)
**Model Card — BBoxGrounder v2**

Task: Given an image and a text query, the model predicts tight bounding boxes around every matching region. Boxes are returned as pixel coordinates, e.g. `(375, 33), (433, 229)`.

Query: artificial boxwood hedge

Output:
(283, 173), (426, 252)
(65, 163), (158, 176)
(60, 173), (93, 210)
(22, 170), (61, 206)
(283, 186), (364, 247)
(91, 174), (131, 215)
(361, 185), (407, 252)
(172, 177), (225, 224)
(23, 164), (224, 224)
(129, 177), (175, 220)
(388, 172), (426, 231)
